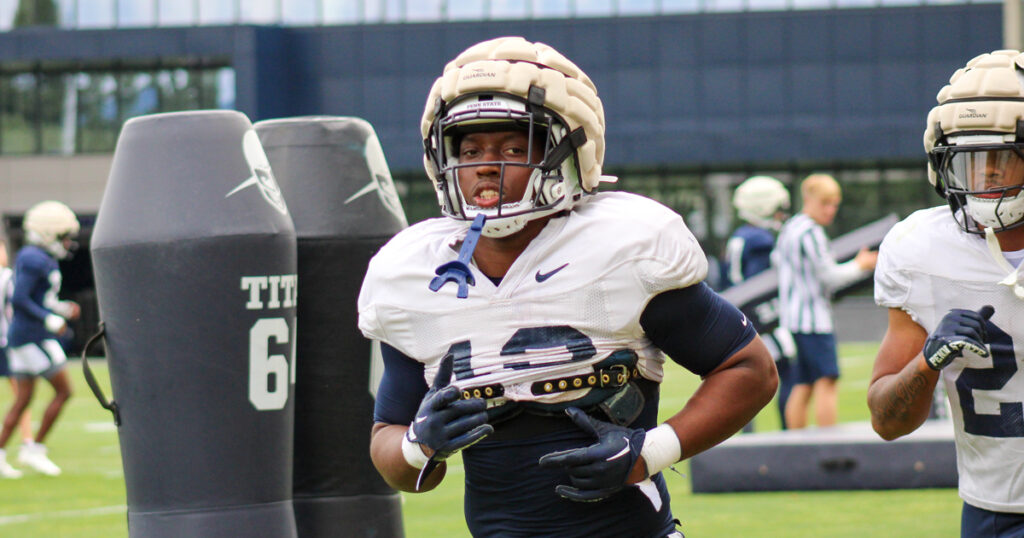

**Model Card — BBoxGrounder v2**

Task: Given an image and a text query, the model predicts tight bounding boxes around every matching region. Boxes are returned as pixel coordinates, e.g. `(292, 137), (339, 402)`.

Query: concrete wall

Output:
(0, 154), (110, 217)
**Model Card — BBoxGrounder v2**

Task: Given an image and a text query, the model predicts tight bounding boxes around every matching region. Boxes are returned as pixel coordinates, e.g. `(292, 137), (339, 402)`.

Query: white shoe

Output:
(0, 459), (22, 479)
(18, 444), (61, 476)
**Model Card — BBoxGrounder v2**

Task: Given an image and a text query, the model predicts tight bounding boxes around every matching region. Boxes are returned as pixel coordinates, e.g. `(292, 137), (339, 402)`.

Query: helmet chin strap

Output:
(983, 226), (1024, 299)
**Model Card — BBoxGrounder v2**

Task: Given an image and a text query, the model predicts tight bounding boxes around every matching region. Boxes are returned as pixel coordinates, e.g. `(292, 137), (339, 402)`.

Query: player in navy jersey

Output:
(358, 37), (778, 537)
(0, 201), (80, 477)
(722, 175), (796, 429)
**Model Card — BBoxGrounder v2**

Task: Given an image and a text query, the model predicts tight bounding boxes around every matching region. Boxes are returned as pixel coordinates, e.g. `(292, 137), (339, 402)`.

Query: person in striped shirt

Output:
(774, 174), (877, 428)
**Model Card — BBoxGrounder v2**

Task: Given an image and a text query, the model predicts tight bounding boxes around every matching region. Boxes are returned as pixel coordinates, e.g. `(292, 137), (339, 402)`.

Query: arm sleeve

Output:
(640, 282), (757, 377)
(373, 342), (429, 425)
(802, 227), (866, 291)
(10, 258), (52, 323)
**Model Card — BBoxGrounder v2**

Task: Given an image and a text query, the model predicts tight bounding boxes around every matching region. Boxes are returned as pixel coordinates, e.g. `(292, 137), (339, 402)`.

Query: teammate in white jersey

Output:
(868, 49), (1024, 537)
(359, 37), (778, 537)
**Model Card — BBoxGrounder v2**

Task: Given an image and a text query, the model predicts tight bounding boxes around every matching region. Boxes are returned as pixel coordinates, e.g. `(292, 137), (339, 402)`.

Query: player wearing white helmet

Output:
(869, 50), (1024, 536)
(359, 37), (777, 536)
(0, 201), (80, 477)
(722, 176), (796, 430)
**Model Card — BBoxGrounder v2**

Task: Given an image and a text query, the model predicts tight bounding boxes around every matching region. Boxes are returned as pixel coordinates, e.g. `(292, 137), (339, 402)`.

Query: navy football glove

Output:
(537, 407), (646, 503)
(407, 354), (493, 490)
(922, 305), (994, 371)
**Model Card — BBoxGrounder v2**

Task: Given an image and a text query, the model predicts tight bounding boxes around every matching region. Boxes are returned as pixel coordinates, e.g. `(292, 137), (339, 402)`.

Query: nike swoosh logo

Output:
(741, 314), (748, 327)
(606, 437), (632, 461)
(535, 263), (569, 282)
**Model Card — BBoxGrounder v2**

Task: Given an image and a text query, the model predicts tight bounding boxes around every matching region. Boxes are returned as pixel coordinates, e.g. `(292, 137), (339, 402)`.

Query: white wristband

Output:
(640, 424), (681, 477)
(401, 432), (429, 470)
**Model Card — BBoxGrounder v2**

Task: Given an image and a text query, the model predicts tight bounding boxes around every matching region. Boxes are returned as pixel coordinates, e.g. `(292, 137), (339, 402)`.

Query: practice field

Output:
(0, 343), (961, 537)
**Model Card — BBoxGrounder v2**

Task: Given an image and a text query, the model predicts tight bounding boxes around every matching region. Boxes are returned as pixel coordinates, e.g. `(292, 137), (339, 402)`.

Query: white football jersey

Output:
(358, 192), (708, 405)
(875, 206), (1024, 513)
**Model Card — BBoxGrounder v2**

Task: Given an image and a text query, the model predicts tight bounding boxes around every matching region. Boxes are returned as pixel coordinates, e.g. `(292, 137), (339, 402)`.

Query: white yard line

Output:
(0, 505), (125, 526)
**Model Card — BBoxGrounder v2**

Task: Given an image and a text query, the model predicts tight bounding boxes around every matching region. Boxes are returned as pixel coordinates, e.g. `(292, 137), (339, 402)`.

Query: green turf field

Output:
(0, 343), (962, 537)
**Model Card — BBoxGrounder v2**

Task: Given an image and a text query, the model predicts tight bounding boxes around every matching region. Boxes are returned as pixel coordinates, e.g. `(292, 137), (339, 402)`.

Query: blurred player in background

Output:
(869, 49), (1024, 537)
(0, 201), (80, 477)
(0, 238), (35, 478)
(722, 175), (796, 429)
(775, 174), (877, 429)
(359, 36), (777, 536)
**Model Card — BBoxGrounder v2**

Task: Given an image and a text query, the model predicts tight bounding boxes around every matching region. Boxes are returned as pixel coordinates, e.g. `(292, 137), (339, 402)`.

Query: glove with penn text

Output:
(923, 305), (994, 371)
(406, 354), (493, 490)
(537, 407), (646, 502)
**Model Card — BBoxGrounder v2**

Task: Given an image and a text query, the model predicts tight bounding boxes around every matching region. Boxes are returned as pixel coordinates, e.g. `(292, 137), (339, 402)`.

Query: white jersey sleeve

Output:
(357, 191), (706, 404)
(875, 205), (1024, 513)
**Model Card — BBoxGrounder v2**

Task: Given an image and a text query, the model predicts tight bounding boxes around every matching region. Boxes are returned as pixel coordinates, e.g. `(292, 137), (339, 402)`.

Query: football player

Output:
(0, 201), (80, 477)
(868, 49), (1024, 537)
(722, 175), (796, 430)
(358, 36), (778, 537)
(0, 239), (34, 479)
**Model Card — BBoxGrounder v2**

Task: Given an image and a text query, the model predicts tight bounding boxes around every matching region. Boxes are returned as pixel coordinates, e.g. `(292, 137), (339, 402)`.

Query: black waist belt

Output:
(458, 364), (641, 401)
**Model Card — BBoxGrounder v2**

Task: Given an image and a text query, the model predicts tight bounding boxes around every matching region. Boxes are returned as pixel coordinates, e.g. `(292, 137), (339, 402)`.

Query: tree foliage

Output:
(14, 0), (58, 27)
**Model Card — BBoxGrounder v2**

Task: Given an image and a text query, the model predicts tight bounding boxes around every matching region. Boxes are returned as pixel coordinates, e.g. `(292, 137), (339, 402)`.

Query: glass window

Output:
(1, 73), (39, 154)
(77, 0), (115, 28)
(0, 0), (17, 30)
(701, 0), (745, 11)
(117, 0), (156, 27)
(158, 1), (195, 27)
(660, 0), (702, 13)
(215, 68), (236, 109)
(448, 0), (485, 20)
(57, 0), (75, 28)
(323, 0), (359, 23)
(575, 0), (614, 16)
(834, 0), (878, 7)
(532, 0), (569, 17)
(156, 68), (201, 112)
(199, 1), (235, 24)
(282, 0), (317, 25)
(746, 0), (789, 9)
(406, 0), (441, 21)
(617, 0), (656, 15)
(362, 0), (384, 22)
(791, 0), (833, 8)
(489, 0), (527, 19)
(384, 0), (403, 21)
(197, 69), (221, 109)
(240, 0), (278, 24)
(120, 72), (159, 121)
(39, 72), (72, 154)
(76, 73), (119, 152)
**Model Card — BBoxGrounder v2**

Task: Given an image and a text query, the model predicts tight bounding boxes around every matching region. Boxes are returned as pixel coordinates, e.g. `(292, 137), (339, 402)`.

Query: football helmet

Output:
(924, 49), (1024, 234)
(733, 175), (790, 230)
(421, 36), (615, 237)
(23, 200), (79, 259)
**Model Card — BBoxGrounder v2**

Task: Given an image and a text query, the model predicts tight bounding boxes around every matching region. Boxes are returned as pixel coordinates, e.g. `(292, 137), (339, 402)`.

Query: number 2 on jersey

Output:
(955, 320), (1024, 437)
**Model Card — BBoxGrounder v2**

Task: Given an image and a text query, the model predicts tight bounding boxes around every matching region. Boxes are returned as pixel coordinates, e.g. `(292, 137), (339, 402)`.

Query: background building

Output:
(0, 0), (1005, 348)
